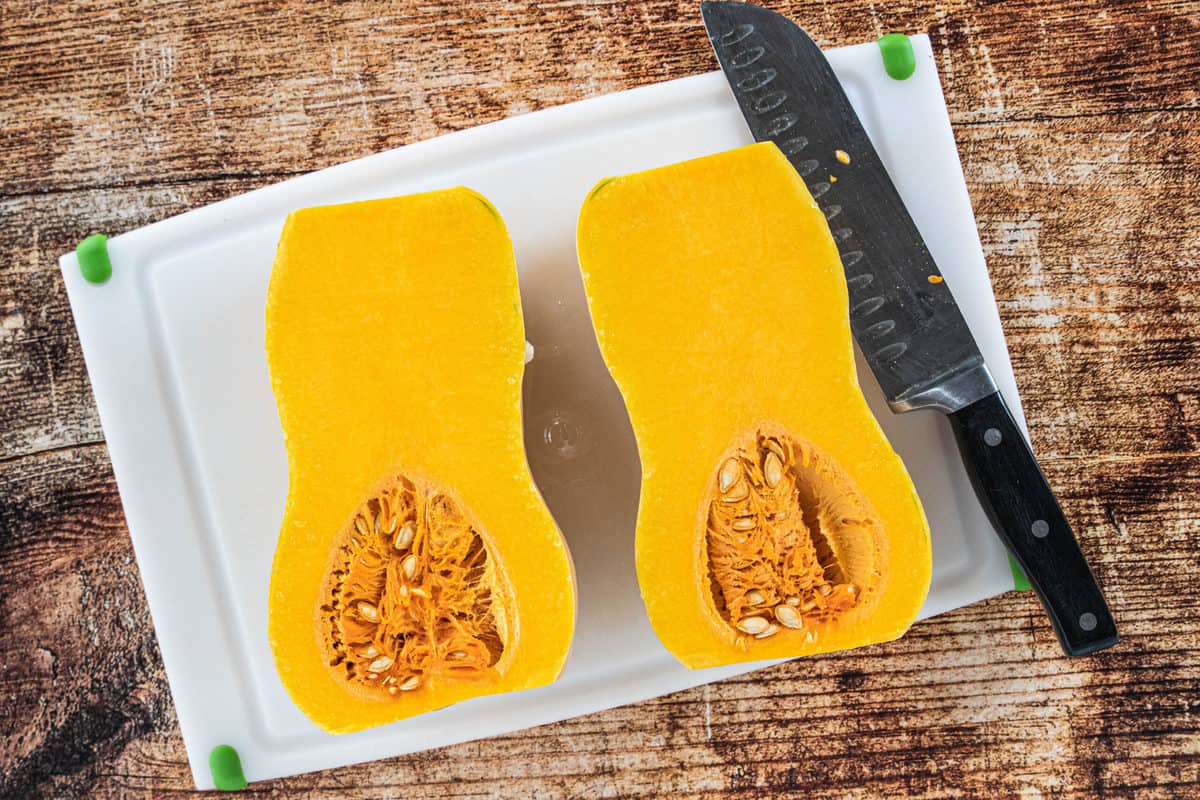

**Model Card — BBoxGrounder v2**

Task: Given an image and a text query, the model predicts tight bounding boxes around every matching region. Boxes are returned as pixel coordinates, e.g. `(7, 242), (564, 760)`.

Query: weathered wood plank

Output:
(2, 0), (1197, 198)
(0, 177), (272, 460)
(968, 110), (1200, 463)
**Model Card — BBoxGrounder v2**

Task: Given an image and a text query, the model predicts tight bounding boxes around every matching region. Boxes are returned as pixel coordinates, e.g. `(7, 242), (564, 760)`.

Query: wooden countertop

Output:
(1, 1), (1197, 797)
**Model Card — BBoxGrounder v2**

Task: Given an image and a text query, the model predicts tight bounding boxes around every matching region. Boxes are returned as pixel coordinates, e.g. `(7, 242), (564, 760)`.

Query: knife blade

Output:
(701, 0), (1117, 656)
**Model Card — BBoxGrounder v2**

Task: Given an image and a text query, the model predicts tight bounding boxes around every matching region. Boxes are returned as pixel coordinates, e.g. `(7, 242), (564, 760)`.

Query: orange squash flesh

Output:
(577, 143), (931, 668)
(266, 188), (575, 732)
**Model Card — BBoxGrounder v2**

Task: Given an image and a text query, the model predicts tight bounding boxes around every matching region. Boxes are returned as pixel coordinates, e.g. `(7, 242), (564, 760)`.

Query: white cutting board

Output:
(60, 35), (1023, 789)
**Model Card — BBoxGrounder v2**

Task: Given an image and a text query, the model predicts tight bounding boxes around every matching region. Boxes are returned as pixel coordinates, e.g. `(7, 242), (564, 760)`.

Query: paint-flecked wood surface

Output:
(2, 1), (1198, 797)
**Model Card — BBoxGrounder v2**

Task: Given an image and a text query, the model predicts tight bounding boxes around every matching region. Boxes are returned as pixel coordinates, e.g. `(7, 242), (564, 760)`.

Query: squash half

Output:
(577, 143), (931, 668)
(266, 188), (575, 732)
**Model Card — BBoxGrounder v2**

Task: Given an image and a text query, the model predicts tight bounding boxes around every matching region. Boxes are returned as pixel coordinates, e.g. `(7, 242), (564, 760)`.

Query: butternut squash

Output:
(577, 143), (931, 668)
(266, 188), (575, 732)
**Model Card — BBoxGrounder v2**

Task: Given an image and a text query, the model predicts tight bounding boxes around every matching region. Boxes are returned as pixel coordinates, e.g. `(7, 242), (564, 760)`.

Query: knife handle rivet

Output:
(1031, 519), (1050, 538)
(983, 428), (1003, 447)
(1079, 612), (1098, 632)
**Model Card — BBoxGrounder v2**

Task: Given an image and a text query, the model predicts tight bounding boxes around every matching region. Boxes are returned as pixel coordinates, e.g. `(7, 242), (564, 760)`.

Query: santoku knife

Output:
(701, 0), (1117, 656)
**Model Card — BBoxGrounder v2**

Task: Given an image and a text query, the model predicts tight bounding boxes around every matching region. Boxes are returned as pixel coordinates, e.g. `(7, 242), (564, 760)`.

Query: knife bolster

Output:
(889, 359), (996, 414)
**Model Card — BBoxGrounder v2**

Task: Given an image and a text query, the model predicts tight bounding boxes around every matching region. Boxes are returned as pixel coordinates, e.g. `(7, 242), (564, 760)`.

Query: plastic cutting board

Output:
(60, 35), (1023, 789)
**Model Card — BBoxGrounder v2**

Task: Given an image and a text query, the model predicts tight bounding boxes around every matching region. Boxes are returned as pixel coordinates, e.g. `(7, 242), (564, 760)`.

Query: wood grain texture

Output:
(2, 0), (1197, 797)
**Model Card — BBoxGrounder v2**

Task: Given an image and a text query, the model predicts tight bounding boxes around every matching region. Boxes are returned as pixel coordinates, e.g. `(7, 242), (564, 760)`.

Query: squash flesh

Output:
(577, 143), (931, 667)
(266, 188), (575, 732)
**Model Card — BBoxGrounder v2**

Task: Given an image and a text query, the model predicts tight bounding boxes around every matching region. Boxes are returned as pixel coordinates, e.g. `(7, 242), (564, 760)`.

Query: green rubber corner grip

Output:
(1009, 555), (1032, 592)
(76, 234), (113, 285)
(878, 33), (916, 80)
(209, 745), (248, 791)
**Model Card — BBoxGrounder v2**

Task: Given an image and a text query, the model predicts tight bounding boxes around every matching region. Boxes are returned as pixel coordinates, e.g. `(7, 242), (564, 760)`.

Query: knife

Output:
(701, 1), (1117, 656)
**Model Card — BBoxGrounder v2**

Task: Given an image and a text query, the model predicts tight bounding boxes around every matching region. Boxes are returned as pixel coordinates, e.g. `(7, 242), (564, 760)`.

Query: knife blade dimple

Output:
(875, 342), (908, 361)
(780, 136), (809, 154)
(753, 91), (788, 113)
(762, 114), (799, 136)
(717, 22), (754, 45)
(738, 68), (777, 90)
(729, 46), (765, 67)
(795, 158), (819, 176)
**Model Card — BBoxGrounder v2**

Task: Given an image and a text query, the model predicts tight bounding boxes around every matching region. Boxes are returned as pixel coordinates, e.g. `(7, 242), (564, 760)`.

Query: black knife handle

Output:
(948, 391), (1117, 656)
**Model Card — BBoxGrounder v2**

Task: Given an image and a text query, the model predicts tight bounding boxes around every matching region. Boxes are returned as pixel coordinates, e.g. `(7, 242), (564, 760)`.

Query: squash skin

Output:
(266, 188), (575, 732)
(577, 143), (931, 668)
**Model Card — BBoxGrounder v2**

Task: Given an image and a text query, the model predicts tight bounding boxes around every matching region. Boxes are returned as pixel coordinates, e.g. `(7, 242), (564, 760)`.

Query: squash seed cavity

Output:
(319, 475), (510, 698)
(704, 430), (885, 646)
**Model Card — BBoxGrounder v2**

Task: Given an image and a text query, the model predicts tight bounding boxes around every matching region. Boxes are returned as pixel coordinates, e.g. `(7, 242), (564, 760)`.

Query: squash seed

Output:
(357, 601), (380, 623)
(746, 590), (765, 606)
(394, 522), (415, 551)
(401, 554), (418, 580)
(775, 604), (803, 629)
(763, 452), (784, 487)
(731, 517), (757, 532)
(737, 616), (770, 635)
(754, 623), (780, 639)
(719, 458), (741, 491)
(367, 655), (393, 672)
(399, 675), (421, 691)
(721, 480), (750, 502)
